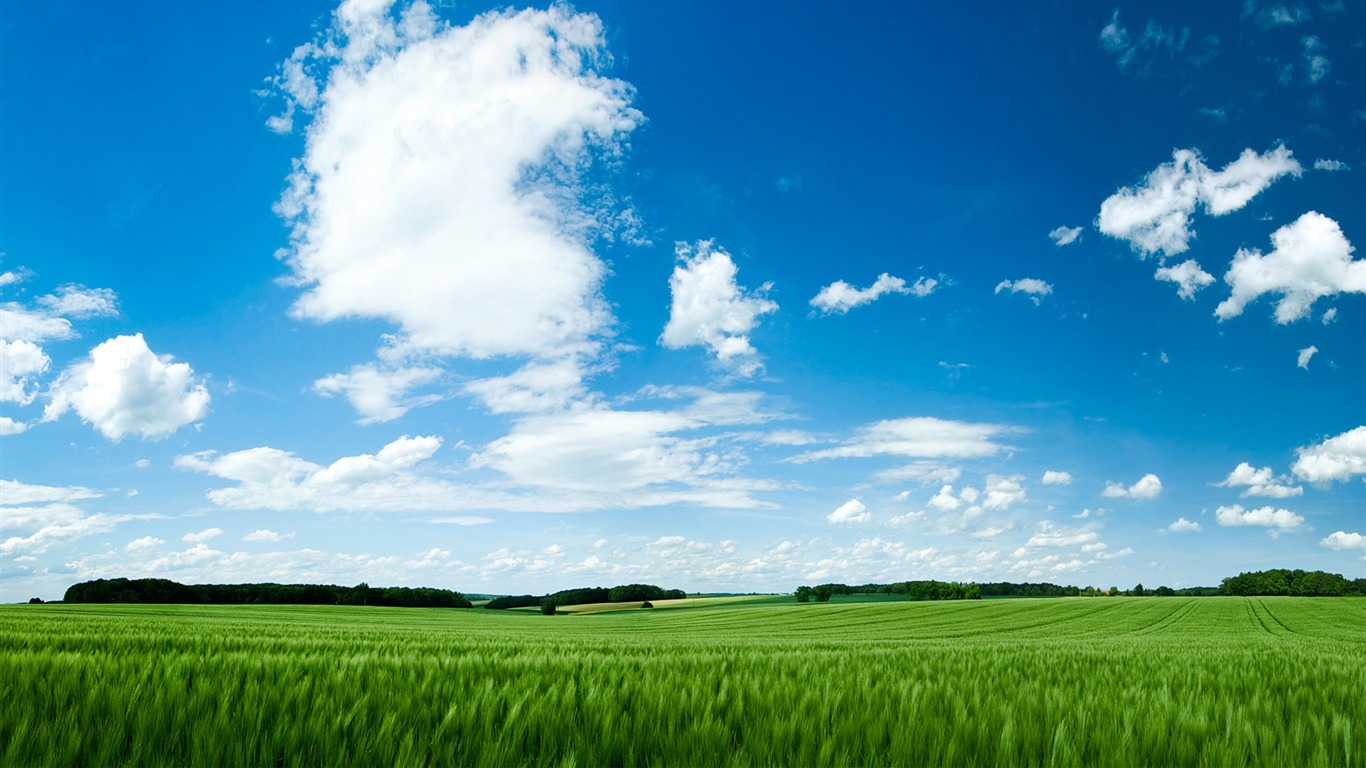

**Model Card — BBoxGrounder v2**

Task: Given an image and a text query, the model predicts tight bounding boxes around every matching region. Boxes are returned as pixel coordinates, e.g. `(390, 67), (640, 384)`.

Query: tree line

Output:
(62, 578), (473, 608)
(793, 569), (1364, 602)
(484, 583), (687, 614)
(797, 581), (983, 602)
(1219, 569), (1365, 596)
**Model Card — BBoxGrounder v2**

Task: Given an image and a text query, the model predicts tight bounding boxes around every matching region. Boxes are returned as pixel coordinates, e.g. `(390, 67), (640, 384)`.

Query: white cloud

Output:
(1025, 521), (1100, 549)
(1, 512), (133, 556)
(0, 479), (104, 505)
(183, 394), (777, 515)
(183, 527), (223, 544)
(885, 510), (925, 528)
(431, 516), (495, 526)
(908, 277), (940, 298)
(1320, 531), (1366, 551)
(1293, 426), (1366, 483)
(1167, 517), (1202, 533)
(981, 475), (1027, 510)
(1250, 3), (1311, 28)
(1313, 159), (1349, 172)
(1, 339), (50, 405)
(1098, 11), (1189, 72)
(1215, 504), (1304, 530)
(928, 485), (965, 512)
(314, 363), (443, 424)
(873, 463), (961, 486)
(1098, 11), (1132, 63)
(0, 281), (127, 429)
(44, 334), (209, 441)
(125, 536), (165, 553)
(269, 4), (642, 419)
(1296, 345), (1318, 369)
(1322, 308), (1337, 324)
(793, 416), (1013, 462)
(472, 405), (776, 509)
(177, 435), (451, 513)
(2, 277), (119, 358)
(1042, 470), (1073, 486)
(1102, 473), (1163, 500)
(1216, 212), (1365, 324)
(994, 278), (1053, 304)
(1, 483), (153, 558)
(464, 358), (589, 416)
(1097, 146), (1302, 258)
(636, 386), (778, 428)
(1216, 462), (1303, 498)
(919, 476), (1021, 535)
(809, 273), (935, 315)
(828, 499), (871, 525)
(0, 305), (75, 343)
(660, 240), (777, 376)
(37, 285), (118, 318)
(762, 430), (819, 447)
(1155, 259), (1215, 300)
(474, 409), (696, 493)
(1302, 35), (1330, 83)
(1049, 226), (1082, 246)
(243, 529), (293, 542)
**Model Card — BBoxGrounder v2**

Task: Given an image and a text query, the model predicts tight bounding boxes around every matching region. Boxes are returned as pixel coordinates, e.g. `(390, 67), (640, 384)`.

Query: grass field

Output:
(2, 597), (1363, 766)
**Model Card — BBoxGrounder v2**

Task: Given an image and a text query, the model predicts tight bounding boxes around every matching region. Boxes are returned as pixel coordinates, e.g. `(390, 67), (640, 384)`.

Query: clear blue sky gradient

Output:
(2, 0), (1363, 600)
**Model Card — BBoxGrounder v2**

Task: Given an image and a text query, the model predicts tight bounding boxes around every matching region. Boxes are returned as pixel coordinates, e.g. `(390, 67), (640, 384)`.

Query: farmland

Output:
(3, 597), (1364, 766)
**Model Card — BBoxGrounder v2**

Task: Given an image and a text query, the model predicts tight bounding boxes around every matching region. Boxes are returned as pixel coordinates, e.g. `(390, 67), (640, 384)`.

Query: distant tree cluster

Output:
(484, 583), (686, 613)
(62, 578), (473, 608)
(1220, 569), (1365, 597)
(795, 581), (982, 602)
(981, 582), (1080, 598)
(789, 572), (1366, 603)
(793, 585), (831, 603)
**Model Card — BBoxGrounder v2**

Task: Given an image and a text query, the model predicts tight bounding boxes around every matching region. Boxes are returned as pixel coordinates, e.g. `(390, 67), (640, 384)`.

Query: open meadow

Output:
(3, 597), (1364, 766)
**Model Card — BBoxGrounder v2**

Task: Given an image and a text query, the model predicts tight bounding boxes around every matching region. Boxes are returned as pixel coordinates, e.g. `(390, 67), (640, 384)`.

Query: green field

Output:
(3, 597), (1363, 766)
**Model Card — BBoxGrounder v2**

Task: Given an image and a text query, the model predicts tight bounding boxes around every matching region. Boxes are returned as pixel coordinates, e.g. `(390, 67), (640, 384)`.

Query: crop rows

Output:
(2, 597), (1363, 766)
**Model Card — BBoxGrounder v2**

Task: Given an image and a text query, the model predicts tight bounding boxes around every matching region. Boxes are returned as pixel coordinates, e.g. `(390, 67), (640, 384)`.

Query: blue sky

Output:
(3, 0), (1364, 601)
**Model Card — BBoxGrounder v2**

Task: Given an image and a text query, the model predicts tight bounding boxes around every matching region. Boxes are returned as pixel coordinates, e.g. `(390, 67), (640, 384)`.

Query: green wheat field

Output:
(3, 596), (1363, 766)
